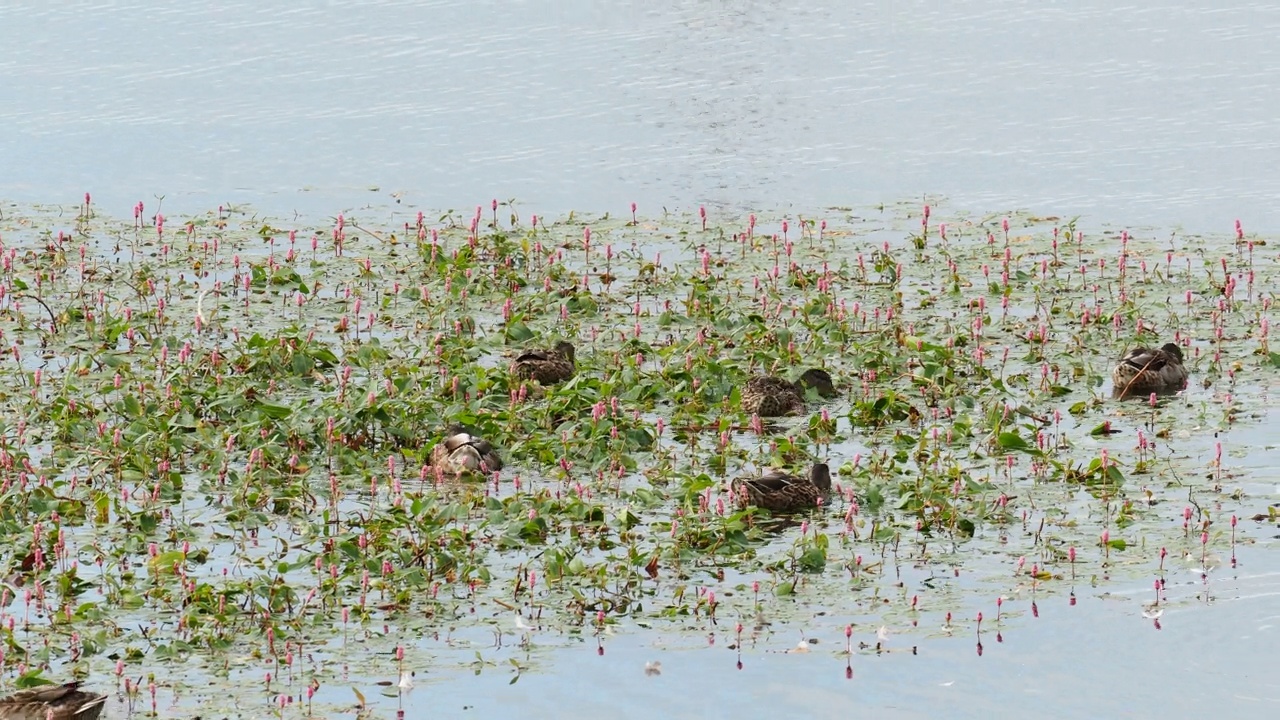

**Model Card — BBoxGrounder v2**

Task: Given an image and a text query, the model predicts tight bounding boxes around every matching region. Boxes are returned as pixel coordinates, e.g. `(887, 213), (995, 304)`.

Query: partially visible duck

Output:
(429, 425), (503, 475)
(511, 341), (576, 385)
(732, 462), (832, 513)
(741, 368), (837, 417)
(0, 682), (106, 720)
(1112, 342), (1188, 398)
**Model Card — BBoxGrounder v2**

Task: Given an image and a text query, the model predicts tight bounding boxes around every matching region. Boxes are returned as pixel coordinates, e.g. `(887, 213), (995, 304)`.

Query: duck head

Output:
(797, 368), (837, 397)
(554, 341), (576, 362)
(809, 463), (832, 493)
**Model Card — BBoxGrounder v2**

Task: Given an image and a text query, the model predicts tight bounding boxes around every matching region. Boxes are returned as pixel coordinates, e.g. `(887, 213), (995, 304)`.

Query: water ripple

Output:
(1, 0), (1279, 228)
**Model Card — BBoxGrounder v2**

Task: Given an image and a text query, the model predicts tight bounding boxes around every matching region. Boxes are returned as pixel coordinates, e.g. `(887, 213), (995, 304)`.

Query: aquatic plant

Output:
(0, 197), (1271, 714)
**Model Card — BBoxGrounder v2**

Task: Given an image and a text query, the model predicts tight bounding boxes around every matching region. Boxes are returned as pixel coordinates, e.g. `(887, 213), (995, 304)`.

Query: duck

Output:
(732, 462), (832, 513)
(1112, 342), (1188, 398)
(0, 682), (106, 720)
(741, 368), (837, 417)
(510, 341), (576, 385)
(429, 425), (503, 475)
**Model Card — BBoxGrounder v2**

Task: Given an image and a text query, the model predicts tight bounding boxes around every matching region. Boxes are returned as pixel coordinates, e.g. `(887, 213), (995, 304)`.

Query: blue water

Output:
(420, 557), (1280, 719)
(3, 1), (1280, 231)
(4, 3), (1280, 716)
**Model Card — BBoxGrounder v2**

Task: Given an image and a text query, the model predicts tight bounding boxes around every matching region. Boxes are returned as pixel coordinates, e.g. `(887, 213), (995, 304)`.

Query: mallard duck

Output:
(741, 368), (837, 417)
(510, 341), (576, 385)
(732, 462), (832, 513)
(429, 425), (503, 475)
(0, 682), (106, 720)
(1112, 342), (1188, 398)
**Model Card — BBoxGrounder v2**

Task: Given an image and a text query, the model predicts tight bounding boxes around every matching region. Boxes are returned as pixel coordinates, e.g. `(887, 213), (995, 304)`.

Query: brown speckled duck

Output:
(0, 682), (106, 720)
(741, 368), (837, 417)
(1112, 342), (1188, 398)
(732, 463), (832, 513)
(511, 341), (576, 385)
(429, 425), (503, 475)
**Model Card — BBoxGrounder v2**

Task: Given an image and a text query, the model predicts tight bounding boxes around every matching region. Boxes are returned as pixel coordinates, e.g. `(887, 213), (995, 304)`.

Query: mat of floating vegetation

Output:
(0, 196), (1274, 715)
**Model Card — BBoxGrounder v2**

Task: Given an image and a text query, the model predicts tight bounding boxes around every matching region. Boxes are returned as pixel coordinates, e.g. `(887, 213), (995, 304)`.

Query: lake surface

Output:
(3, 1), (1280, 231)
(4, 3), (1280, 718)
(431, 561), (1280, 719)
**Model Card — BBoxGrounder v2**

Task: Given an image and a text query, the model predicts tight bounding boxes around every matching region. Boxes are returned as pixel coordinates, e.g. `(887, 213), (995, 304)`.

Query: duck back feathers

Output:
(511, 341), (576, 384)
(1112, 342), (1188, 398)
(732, 463), (831, 513)
(0, 682), (106, 720)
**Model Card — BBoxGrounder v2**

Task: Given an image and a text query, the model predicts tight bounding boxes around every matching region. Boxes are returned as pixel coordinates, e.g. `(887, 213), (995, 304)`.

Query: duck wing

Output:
(743, 469), (801, 493)
(0, 683), (106, 720)
(1120, 347), (1167, 371)
(515, 348), (558, 363)
(440, 433), (476, 452)
(745, 375), (796, 394)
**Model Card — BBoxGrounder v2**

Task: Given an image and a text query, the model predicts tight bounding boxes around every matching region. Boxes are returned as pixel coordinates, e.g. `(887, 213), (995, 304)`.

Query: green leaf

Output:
(997, 431), (1032, 453)
(798, 547), (826, 573)
(505, 321), (534, 343)
(1088, 421), (1116, 436)
(122, 394), (142, 417)
(256, 403), (293, 419)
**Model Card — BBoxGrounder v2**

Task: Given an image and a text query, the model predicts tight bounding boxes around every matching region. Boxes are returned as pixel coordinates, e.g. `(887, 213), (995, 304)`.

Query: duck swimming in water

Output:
(510, 341), (576, 385)
(741, 368), (837, 417)
(429, 425), (503, 475)
(1112, 342), (1188, 398)
(0, 682), (106, 720)
(732, 463), (832, 513)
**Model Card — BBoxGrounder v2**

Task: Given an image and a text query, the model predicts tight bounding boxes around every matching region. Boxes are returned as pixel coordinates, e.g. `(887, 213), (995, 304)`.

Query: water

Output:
(424, 550), (1280, 719)
(3, 1), (1280, 231)
(4, 3), (1280, 716)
